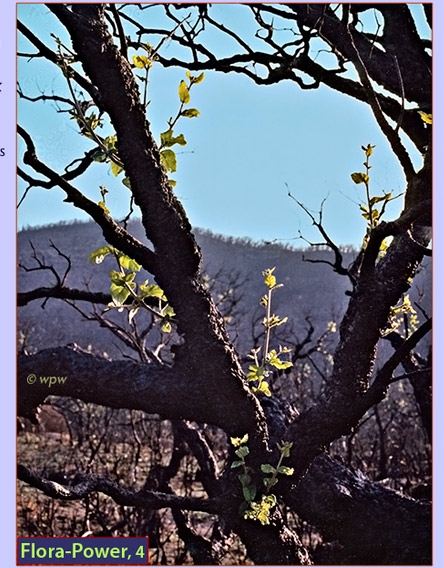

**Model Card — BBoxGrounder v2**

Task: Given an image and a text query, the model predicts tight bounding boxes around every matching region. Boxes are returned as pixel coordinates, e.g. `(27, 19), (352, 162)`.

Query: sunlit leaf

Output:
(160, 149), (177, 173)
(194, 72), (205, 84)
(98, 201), (110, 214)
(111, 160), (123, 177)
(160, 129), (187, 148)
(178, 80), (190, 104)
(247, 365), (265, 382)
(351, 172), (369, 184)
(161, 321), (172, 333)
(133, 55), (152, 69)
(369, 194), (391, 206)
(89, 246), (114, 264)
(418, 111), (432, 124)
(110, 282), (132, 305)
(118, 254), (141, 272)
(277, 465), (294, 476)
(231, 434), (249, 447)
(181, 108), (201, 118)
(104, 136), (117, 150)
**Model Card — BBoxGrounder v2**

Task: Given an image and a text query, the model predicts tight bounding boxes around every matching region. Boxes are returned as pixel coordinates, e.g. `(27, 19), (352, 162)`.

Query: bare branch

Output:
(18, 465), (219, 513)
(18, 124), (158, 276)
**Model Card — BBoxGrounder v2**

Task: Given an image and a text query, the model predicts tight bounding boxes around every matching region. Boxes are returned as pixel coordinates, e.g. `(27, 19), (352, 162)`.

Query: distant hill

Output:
(17, 220), (431, 359)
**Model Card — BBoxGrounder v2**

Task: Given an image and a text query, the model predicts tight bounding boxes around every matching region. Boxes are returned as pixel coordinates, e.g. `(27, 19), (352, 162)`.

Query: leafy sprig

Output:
(246, 268), (292, 397)
(351, 144), (402, 250)
(230, 436), (294, 525)
(89, 246), (175, 333)
(158, 71), (204, 185)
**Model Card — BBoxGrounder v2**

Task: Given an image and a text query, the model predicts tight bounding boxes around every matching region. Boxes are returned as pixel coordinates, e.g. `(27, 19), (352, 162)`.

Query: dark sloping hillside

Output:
(17, 220), (431, 359)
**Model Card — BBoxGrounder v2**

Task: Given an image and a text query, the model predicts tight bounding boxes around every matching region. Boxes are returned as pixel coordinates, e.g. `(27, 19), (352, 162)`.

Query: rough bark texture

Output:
(17, 4), (432, 565)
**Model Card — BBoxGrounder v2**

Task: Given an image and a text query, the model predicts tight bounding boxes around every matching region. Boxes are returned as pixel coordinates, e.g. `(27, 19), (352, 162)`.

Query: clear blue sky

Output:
(17, 3), (429, 248)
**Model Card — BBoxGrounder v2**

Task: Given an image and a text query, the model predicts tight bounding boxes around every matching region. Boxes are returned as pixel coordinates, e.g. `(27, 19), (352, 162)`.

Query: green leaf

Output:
(262, 267), (276, 288)
(162, 305), (175, 318)
(178, 80), (190, 104)
(104, 136), (117, 150)
(98, 201), (110, 215)
(268, 355), (292, 370)
(260, 464), (277, 474)
(247, 365), (265, 382)
(194, 72), (205, 84)
(277, 441), (293, 458)
(418, 111), (432, 124)
(263, 315), (288, 329)
(122, 176), (132, 189)
(235, 446), (250, 459)
(277, 466), (294, 476)
(140, 284), (165, 299)
(89, 246), (114, 264)
(351, 172), (369, 184)
(181, 108), (201, 118)
(111, 160), (123, 177)
(168, 179), (177, 187)
(242, 485), (257, 503)
(257, 381), (271, 396)
(118, 254), (141, 272)
(110, 282), (132, 306)
(362, 143), (375, 157)
(231, 434), (249, 447)
(231, 460), (243, 469)
(92, 150), (107, 163)
(160, 149), (177, 173)
(369, 194), (391, 206)
(133, 55), (152, 69)
(109, 270), (125, 286)
(238, 473), (251, 486)
(160, 129), (187, 148)
(263, 477), (278, 489)
(379, 237), (391, 252)
(161, 320), (172, 333)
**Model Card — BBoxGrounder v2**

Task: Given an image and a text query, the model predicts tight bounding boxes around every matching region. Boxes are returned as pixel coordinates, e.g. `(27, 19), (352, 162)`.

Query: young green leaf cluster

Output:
(350, 144), (400, 247)
(159, 71), (204, 186)
(89, 246), (175, 332)
(418, 111), (432, 125)
(246, 268), (292, 397)
(90, 135), (132, 190)
(230, 436), (294, 525)
(382, 295), (419, 338)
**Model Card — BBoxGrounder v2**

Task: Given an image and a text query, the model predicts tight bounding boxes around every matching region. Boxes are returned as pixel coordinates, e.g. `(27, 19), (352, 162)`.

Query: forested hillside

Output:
(18, 220), (431, 361)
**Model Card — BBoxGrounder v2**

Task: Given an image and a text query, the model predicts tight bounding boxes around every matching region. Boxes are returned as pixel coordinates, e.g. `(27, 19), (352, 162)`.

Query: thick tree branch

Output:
(18, 124), (158, 276)
(18, 286), (111, 307)
(17, 345), (256, 436)
(17, 465), (219, 514)
(47, 3), (268, 448)
(290, 454), (431, 565)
